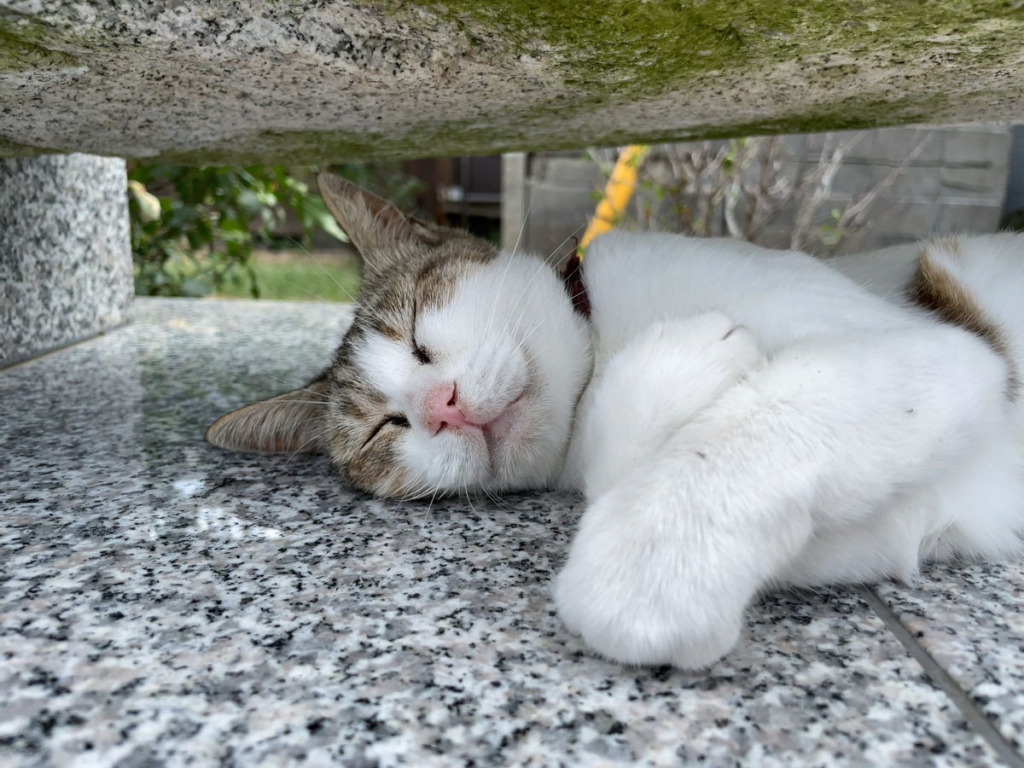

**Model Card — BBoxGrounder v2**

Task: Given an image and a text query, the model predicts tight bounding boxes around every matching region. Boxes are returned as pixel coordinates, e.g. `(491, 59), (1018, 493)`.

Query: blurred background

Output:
(128, 123), (1024, 303)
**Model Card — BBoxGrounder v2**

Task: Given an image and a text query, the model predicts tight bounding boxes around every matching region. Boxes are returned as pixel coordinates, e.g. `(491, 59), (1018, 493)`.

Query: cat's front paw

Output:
(651, 310), (761, 391)
(553, 487), (746, 669)
(581, 311), (762, 498)
(609, 311), (760, 421)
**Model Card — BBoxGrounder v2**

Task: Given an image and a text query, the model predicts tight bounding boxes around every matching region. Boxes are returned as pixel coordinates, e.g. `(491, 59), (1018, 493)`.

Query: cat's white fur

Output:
(342, 229), (1024, 668)
(555, 233), (1024, 667)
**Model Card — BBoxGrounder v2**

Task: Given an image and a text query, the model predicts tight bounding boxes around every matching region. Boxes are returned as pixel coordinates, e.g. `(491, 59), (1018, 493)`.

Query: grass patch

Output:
(214, 248), (361, 302)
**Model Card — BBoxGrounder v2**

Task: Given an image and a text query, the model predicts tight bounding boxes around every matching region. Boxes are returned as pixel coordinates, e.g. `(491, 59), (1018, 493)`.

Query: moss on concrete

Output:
(2, 1), (1023, 161)
(401, 0), (1024, 98)
(158, 121), (538, 165)
(0, 134), (55, 157)
(154, 91), (946, 165)
(0, 13), (79, 72)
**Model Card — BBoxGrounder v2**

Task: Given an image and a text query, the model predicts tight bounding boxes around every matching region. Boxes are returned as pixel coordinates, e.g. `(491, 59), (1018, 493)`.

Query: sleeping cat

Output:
(207, 172), (1024, 669)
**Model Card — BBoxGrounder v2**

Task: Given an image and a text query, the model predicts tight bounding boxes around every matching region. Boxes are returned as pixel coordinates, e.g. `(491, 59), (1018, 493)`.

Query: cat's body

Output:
(557, 232), (1024, 666)
(208, 175), (1024, 669)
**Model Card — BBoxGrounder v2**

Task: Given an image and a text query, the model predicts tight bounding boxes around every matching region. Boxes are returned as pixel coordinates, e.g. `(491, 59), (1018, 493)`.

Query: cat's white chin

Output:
(479, 387), (555, 491)
(445, 389), (531, 483)
(482, 391), (524, 455)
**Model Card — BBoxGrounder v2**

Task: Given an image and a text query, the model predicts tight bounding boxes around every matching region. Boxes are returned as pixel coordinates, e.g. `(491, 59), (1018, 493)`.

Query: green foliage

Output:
(1001, 209), (1024, 233)
(129, 164), (339, 297)
(128, 163), (422, 298)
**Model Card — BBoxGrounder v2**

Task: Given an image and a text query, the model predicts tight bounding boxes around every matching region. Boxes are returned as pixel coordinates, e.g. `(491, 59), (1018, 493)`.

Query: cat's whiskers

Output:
(499, 234), (586, 348)
(277, 276), (347, 303)
(510, 185), (534, 258)
(477, 224), (582, 357)
(514, 280), (590, 348)
(482, 486), (512, 510)
(391, 465), (436, 501)
(416, 470), (445, 502)
(396, 481), (433, 503)
(482, 190), (536, 339)
(458, 215), (583, 428)
(264, 376), (331, 401)
(278, 234), (362, 305)
(282, 422), (335, 466)
(461, 481), (481, 515)
(497, 225), (585, 342)
(425, 480), (445, 515)
(482, 256), (518, 340)
(466, 255), (577, 394)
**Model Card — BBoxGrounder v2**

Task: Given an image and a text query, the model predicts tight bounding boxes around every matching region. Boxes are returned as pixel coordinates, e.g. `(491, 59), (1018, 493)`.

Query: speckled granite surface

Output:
(0, 155), (132, 365)
(2, 298), (1022, 767)
(875, 562), (1024, 756)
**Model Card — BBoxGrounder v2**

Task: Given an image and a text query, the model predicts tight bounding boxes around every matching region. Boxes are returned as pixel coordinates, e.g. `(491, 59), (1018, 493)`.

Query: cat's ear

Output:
(317, 172), (440, 264)
(205, 376), (330, 454)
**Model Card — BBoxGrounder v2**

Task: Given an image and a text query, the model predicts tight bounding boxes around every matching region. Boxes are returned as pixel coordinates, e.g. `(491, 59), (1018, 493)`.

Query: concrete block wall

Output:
(767, 125), (1011, 252)
(502, 154), (604, 258)
(505, 125), (1012, 258)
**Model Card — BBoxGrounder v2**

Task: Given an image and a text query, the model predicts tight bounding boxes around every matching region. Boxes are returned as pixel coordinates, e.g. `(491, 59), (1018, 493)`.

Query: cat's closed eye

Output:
(411, 300), (432, 364)
(363, 414), (410, 449)
(412, 344), (431, 364)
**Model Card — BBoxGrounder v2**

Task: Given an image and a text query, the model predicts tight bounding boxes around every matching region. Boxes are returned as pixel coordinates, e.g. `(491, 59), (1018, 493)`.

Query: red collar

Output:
(561, 252), (591, 318)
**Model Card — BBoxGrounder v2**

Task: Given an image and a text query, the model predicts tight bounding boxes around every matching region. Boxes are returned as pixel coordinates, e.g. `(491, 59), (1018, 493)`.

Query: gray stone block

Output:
(530, 157), (602, 188)
(939, 166), (1009, 199)
(829, 164), (875, 197)
(523, 179), (593, 257)
(786, 128), (942, 166)
(933, 203), (1006, 234)
(941, 128), (1012, 167)
(850, 127), (944, 165)
(1, 155), (133, 365)
(860, 201), (941, 237)
(866, 164), (942, 201)
(853, 231), (919, 251)
(510, 123), (1012, 260)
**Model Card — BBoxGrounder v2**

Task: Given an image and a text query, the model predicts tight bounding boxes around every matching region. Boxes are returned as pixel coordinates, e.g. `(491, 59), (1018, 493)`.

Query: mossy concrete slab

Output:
(1, 1), (1023, 163)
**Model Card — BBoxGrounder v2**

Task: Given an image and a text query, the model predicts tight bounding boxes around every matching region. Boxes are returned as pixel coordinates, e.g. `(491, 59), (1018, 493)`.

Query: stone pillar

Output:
(0, 154), (133, 366)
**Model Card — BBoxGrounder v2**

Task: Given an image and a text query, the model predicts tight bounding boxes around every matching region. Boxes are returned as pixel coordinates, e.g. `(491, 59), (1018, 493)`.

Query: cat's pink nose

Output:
(426, 384), (480, 435)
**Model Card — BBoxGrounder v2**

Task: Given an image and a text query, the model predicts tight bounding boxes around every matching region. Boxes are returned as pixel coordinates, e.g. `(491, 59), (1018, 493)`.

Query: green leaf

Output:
(128, 161), (410, 297)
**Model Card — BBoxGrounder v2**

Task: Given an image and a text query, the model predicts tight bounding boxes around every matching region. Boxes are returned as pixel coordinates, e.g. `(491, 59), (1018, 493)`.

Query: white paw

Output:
(581, 312), (762, 498)
(554, 485), (747, 669)
(610, 312), (760, 421)
(649, 311), (761, 396)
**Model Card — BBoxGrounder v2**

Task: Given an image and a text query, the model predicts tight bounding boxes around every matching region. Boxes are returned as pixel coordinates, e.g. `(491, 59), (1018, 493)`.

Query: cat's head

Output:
(206, 173), (592, 498)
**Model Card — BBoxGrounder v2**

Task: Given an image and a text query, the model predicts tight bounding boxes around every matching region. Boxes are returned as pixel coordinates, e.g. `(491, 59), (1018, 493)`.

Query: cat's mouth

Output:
(480, 390), (528, 468)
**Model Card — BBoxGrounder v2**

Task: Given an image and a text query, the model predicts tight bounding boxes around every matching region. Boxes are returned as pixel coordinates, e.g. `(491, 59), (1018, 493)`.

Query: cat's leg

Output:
(779, 491), (941, 588)
(579, 311), (763, 500)
(783, 424), (1024, 588)
(556, 323), (1014, 668)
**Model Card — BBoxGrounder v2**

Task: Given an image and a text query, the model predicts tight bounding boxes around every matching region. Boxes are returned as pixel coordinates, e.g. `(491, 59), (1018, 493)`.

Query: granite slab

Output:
(873, 561), (1024, 756)
(0, 155), (132, 365)
(6, 2), (1024, 164)
(0, 297), (1018, 767)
